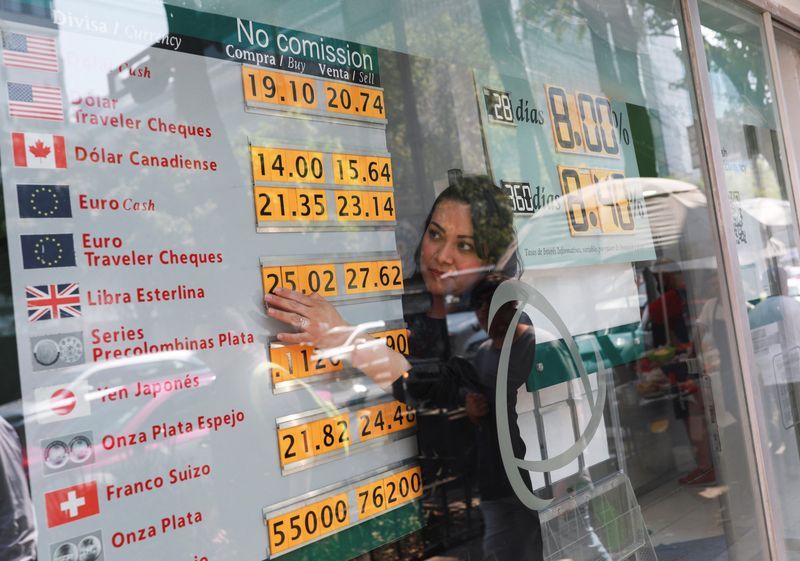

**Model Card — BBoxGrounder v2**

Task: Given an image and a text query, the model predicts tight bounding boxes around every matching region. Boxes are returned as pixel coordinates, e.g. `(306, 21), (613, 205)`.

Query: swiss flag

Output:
(12, 131), (67, 169)
(44, 481), (100, 527)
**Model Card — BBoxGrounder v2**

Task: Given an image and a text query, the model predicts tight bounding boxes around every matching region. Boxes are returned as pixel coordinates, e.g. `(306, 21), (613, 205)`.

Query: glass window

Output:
(775, 26), (800, 199)
(0, 1), (778, 561)
(699, 2), (800, 558)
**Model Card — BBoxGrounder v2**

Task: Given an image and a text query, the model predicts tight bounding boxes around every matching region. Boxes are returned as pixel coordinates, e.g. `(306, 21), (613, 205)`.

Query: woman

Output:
(264, 175), (539, 561)
(263, 174), (518, 383)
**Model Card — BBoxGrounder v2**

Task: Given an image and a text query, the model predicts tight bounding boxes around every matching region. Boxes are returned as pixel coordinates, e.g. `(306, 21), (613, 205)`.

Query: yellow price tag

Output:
(277, 414), (350, 468)
(243, 67), (317, 110)
(254, 186), (297, 222)
(355, 479), (386, 518)
(242, 66), (263, 101)
(251, 147), (325, 184)
(295, 189), (328, 221)
(371, 329), (410, 355)
(269, 345), (294, 384)
(277, 424), (315, 466)
(356, 404), (388, 442)
(267, 512), (293, 555)
(382, 400), (417, 432)
(332, 154), (362, 185)
(376, 192), (396, 220)
(370, 157), (393, 188)
(262, 266), (282, 295)
(262, 265), (338, 297)
(310, 415), (351, 455)
(292, 344), (342, 378)
(334, 190), (362, 220)
(360, 156), (392, 187)
(591, 169), (634, 235)
(280, 266), (302, 293)
(383, 472), (404, 510)
(324, 82), (385, 119)
(394, 466), (424, 503)
(266, 492), (348, 556)
(342, 261), (375, 295)
(251, 147), (271, 183)
(557, 166), (633, 236)
(270, 343), (344, 383)
(557, 165), (603, 237)
(277, 72), (317, 109)
(545, 84), (584, 156)
(375, 260), (404, 291)
(332, 153), (392, 187)
(333, 190), (395, 222)
(359, 87), (386, 118)
(324, 82), (359, 115)
(298, 264), (338, 296)
(316, 494), (350, 534)
(343, 260), (403, 294)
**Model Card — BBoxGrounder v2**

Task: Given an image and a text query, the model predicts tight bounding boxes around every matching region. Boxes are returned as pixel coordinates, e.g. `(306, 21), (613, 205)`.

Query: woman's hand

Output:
(264, 288), (351, 349)
(264, 287), (411, 389)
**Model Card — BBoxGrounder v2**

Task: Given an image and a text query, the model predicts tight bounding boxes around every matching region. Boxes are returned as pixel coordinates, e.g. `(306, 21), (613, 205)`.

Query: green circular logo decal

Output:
(491, 279), (608, 510)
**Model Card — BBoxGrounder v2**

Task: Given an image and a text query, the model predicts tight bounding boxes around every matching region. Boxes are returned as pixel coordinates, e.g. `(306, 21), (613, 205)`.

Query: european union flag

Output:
(17, 184), (72, 218)
(20, 234), (76, 269)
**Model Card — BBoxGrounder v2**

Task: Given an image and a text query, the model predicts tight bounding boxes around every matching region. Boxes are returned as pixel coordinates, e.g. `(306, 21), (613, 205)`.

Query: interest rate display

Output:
(545, 84), (624, 158)
(557, 166), (635, 236)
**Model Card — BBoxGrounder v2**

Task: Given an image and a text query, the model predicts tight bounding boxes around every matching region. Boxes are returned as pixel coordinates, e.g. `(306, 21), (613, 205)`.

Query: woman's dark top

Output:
(400, 307), (535, 501)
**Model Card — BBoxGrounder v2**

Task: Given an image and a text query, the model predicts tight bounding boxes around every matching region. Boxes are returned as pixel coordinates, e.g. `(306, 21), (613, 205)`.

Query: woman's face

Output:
(420, 200), (488, 297)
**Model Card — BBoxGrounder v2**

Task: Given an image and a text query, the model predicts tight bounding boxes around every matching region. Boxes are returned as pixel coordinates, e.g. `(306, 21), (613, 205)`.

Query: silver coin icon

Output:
(33, 338), (60, 366)
(52, 542), (78, 561)
(77, 535), (102, 561)
(59, 336), (83, 363)
(69, 435), (93, 463)
(44, 440), (69, 469)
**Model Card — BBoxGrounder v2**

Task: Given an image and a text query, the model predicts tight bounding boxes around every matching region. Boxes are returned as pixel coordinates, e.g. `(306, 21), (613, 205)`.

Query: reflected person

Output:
(465, 274), (542, 561)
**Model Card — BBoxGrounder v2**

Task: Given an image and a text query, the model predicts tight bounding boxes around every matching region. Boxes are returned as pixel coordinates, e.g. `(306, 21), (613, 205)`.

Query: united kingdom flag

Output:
(25, 283), (81, 322)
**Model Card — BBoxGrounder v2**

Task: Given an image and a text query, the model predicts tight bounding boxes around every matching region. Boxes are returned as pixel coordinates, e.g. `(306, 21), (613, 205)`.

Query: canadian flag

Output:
(44, 481), (100, 527)
(12, 131), (67, 168)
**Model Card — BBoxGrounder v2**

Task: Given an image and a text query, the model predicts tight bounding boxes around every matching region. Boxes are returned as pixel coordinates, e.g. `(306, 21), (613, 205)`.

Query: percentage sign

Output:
(612, 110), (631, 146)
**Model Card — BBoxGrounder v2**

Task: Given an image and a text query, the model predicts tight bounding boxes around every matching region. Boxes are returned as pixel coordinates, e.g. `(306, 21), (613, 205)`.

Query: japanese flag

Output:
(44, 481), (100, 527)
(33, 382), (91, 424)
(12, 131), (67, 168)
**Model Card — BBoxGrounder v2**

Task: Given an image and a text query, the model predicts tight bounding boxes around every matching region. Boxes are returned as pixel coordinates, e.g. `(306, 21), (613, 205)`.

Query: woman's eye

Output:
(458, 241), (475, 252)
(428, 229), (442, 240)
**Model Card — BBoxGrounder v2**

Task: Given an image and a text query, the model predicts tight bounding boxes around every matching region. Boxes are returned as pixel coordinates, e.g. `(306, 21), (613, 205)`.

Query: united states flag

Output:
(2, 31), (58, 72)
(8, 82), (63, 121)
(25, 283), (81, 322)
